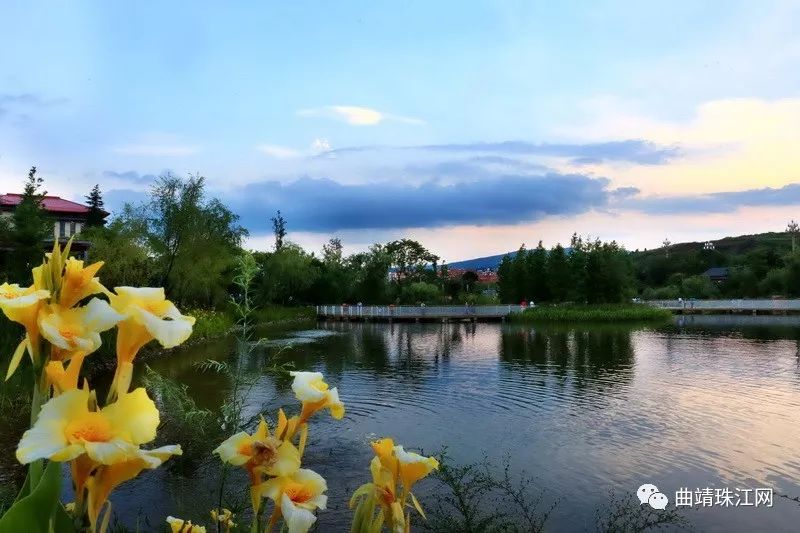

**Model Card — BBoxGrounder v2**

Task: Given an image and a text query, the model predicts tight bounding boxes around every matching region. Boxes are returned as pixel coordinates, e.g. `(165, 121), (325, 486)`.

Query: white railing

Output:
(645, 299), (800, 311)
(316, 304), (517, 318)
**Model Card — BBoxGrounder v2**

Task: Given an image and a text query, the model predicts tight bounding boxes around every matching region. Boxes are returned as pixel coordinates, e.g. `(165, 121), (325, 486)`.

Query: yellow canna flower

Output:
(166, 516), (206, 533)
(85, 445), (182, 531)
(59, 257), (109, 308)
(213, 416), (300, 513)
(45, 352), (87, 395)
(38, 299), (123, 355)
(0, 282), (50, 378)
(16, 387), (159, 465)
(109, 287), (195, 399)
(259, 468), (328, 533)
(374, 460), (407, 533)
(290, 371), (345, 423)
(0, 283), (51, 330)
(392, 445), (439, 492)
(210, 508), (236, 530)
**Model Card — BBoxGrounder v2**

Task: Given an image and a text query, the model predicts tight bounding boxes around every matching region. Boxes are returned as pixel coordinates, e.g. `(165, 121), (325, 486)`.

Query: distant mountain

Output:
(447, 251), (518, 271)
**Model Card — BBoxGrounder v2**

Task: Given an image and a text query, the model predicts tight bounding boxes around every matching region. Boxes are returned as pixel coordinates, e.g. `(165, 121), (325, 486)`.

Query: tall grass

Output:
(252, 305), (315, 325)
(512, 304), (672, 323)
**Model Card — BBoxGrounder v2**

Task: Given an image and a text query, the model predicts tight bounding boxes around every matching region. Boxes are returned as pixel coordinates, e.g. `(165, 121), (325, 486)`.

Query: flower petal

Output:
(213, 432), (252, 466)
(281, 493), (317, 533)
(16, 389), (89, 463)
(84, 439), (140, 464)
(102, 387), (159, 445)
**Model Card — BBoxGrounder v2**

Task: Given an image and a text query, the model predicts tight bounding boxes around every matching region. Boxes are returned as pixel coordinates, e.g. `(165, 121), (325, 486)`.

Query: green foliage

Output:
(631, 231), (800, 298)
(189, 308), (235, 339)
(0, 460), (66, 533)
(594, 491), (690, 533)
(422, 453), (555, 533)
(513, 304), (672, 323)
(271, 210), (287, 251)
(1, 167), (51, 281)
(255, 244), (320, 305)
(141, 366), (215, 471)
(385, 239), (440, 283)
(497, 235), (634, 305)
(87, 173), (247, 307)
(400, 281), (442, 304)
(81, 213), (151, 288)
(252, 306), (315, 324)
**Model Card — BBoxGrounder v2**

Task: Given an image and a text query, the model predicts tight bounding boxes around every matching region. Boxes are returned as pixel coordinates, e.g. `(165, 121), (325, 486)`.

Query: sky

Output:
(1, 1), (800, 262)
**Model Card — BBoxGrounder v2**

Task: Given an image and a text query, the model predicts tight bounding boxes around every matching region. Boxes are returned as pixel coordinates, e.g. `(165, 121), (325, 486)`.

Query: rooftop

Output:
(0, 193), (107, 215)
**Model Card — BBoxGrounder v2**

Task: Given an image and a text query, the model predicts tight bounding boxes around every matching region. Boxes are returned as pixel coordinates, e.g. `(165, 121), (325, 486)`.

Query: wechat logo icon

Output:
(637, 484), (668, 510)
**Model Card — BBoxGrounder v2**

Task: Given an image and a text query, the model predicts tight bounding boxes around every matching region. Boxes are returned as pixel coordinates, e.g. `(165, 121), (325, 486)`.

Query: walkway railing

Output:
(316, 304), (516, 318)
(646, 299), (800, 311)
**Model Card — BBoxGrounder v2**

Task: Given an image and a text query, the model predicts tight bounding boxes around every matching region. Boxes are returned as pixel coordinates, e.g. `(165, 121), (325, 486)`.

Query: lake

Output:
(108, 316), (800, 531)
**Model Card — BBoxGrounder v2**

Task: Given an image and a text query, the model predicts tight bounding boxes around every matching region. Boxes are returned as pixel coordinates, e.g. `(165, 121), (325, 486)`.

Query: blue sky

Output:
(2, 1), (800, 260)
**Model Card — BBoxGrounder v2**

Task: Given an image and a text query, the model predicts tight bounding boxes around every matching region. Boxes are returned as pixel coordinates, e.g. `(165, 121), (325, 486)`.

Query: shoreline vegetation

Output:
(511, 304), (673, 323)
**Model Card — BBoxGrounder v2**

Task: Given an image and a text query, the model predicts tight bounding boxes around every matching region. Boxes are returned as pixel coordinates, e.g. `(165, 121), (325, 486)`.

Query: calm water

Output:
(106, 316), (800, 531)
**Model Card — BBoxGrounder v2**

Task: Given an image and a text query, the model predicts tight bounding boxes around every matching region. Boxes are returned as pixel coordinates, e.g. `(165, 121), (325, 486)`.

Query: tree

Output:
(255, 244), (319, 305)
(322, 237), (343, 265)
(5, 167), (51, 280)
(348, 244), (391, 304)
(662, 238), (672, 259)
(271, 210), (287, 251)
(497, 255), (514, 303)
(80, 208), (151, 287)
(134, 173), (247, 305)
(385, 239), (439, 283)
(787, 220), (799, 253)
(546, 244), (570, 302)
(84, 184), (107, 227)
(526, 241), (549, 302)
(461, 271), (479, 293)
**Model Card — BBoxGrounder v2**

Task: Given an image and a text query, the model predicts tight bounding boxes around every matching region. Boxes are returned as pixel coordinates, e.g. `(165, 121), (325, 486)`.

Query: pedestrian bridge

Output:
(316, 304), (517, 321)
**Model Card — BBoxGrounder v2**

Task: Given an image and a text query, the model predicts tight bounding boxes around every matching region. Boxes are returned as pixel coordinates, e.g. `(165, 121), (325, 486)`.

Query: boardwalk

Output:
(316, 304), (516, 321)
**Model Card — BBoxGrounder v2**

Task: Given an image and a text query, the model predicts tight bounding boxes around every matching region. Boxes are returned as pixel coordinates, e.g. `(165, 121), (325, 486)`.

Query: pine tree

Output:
(84, 184), (107, 227)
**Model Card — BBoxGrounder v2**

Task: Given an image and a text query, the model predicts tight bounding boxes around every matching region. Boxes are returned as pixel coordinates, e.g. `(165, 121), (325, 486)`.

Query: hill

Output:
(447, 251), (519, 271)
(449, 231), (794, 274)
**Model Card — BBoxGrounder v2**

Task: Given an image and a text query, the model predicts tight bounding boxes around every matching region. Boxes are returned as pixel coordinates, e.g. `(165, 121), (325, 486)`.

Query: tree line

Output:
(5, 167), (800, 309)
(497, 236), (635, 305)
(0, 170), (494, 309)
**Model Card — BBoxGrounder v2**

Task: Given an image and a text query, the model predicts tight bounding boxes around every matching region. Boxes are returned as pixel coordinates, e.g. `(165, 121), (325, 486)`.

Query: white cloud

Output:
(311, 138), (331, 153)
(297, 105), (424, 126)
(256, 144), (302, 159)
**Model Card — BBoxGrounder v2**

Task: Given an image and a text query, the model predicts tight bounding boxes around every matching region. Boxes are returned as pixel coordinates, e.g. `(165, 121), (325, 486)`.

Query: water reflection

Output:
(74, 319), (800, 531)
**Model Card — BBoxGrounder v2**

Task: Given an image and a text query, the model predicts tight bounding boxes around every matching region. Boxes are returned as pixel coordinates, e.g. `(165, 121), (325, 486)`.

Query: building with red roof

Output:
(1, 193), (108, 256)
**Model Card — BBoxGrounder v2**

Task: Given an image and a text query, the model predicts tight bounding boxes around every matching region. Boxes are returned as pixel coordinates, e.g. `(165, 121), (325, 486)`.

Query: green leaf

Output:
(52, 503), (75, 533)
(409, 491), (427, 520)
(0, 461), (67, 533)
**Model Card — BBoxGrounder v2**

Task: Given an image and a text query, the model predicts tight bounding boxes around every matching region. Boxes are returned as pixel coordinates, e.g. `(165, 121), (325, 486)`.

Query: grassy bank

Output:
(512, 304), (673, 322)
(188, 305), (316, 340)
